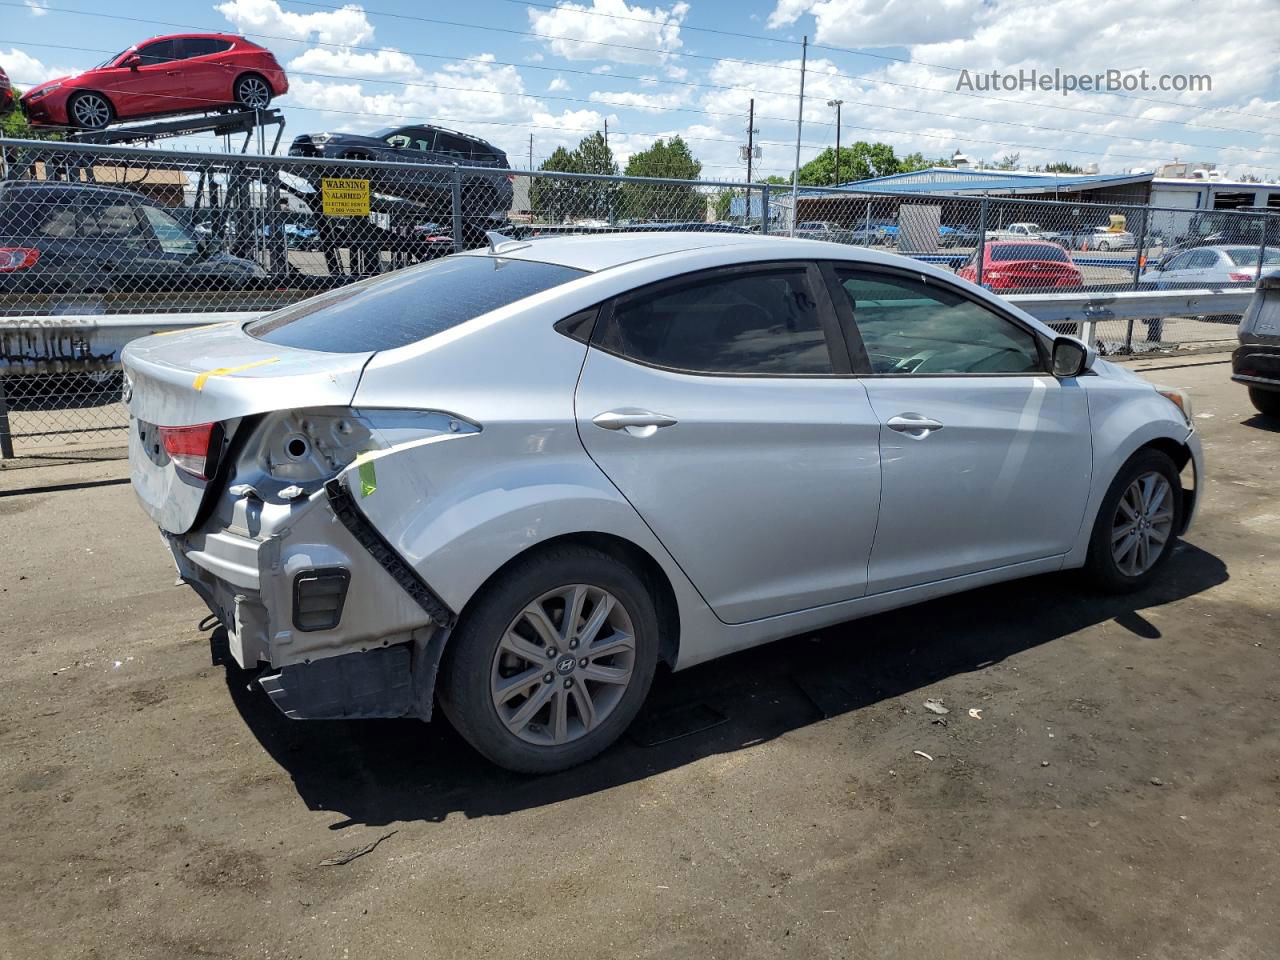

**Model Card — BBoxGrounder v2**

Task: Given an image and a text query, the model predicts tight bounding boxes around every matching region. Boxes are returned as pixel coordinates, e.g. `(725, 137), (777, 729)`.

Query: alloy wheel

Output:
(71, 94), (111, 129)
(490, 583), (636, 747)
(1111, 471), (1174, 577)
(237, 77), (272, 109)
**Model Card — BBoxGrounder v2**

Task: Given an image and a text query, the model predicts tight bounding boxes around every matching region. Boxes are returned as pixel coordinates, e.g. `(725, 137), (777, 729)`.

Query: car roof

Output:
(0, 180), (147, 203)
(459, 231), (950, 274)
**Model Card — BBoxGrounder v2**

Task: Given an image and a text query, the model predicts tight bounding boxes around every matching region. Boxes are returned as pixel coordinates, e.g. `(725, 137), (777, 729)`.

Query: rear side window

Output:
(183, 38), (234, 58)
(246, 256), (586, 353)
(596, 267), (833, 375)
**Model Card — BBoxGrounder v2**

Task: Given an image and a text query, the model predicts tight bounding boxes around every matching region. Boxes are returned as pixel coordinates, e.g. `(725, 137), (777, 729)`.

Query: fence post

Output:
(451, 166), (463, 251)
(1257, 213), (1269, 290)
(1131, 207), (1148, 290)
(0, 375), (14, 460)
(760, 185), (770, 235)
(976, 195), (989, 287)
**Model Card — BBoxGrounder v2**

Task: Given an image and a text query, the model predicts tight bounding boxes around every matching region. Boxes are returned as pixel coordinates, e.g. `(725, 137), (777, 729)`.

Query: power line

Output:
(2, 0), (1271, 143)
(11, 37), (1280, 164)
(284, 0), (1277, 123)
(486, 0), (1276, 123)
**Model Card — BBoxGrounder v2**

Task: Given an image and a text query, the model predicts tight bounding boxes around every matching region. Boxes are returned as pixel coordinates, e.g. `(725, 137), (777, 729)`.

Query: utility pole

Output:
(827, 99), (843, 186)
(603, 117), (608, 152)
(790, 35), (807, 238)
(746, 98), (755, 184)
(528, 133), (533, 171)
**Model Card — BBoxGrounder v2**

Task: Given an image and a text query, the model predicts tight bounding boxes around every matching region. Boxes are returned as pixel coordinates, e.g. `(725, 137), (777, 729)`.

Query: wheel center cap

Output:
(556, 655), (577, 676)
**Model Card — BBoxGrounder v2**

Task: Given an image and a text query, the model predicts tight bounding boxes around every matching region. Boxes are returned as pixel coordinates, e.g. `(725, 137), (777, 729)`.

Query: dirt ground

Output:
(1, 353), (1277, 960)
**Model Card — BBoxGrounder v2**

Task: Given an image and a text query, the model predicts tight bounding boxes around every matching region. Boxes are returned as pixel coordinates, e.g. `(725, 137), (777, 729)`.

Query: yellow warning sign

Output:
(321, 177), (370, 217)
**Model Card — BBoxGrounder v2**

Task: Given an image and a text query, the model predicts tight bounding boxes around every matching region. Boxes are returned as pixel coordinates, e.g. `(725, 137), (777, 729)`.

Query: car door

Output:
(179, 37), (235, 107)
(113, 39), (194, 115)
(828, 265), (1093, 594)
(574, 261), (883, 624)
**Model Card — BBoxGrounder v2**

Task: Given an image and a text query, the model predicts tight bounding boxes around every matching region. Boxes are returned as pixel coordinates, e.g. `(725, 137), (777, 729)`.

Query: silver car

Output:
(124, 233), (1203, 773)
(1141, 244), (1280, 288)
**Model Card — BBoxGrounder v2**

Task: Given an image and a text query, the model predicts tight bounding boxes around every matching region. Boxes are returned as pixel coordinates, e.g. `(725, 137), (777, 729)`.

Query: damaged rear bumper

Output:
(170, 478), (453, 720)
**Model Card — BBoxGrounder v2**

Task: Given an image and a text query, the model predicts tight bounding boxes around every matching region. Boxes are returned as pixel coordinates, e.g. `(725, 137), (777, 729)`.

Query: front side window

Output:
(597, 268), (833, 375)
(141, 205), (198, 255)
(835, 269), (1043, 376)
(136, 40), (178, 65)
(80, 203), (148, 247)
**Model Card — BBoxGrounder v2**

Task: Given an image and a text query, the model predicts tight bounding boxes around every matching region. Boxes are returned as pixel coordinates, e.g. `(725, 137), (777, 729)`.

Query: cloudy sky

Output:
(4, 0), (1280, 180)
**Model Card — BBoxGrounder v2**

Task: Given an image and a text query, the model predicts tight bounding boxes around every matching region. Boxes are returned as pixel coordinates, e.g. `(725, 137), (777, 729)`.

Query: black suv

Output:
(288, 124), (514, 230)
(0, 181), (265, 299)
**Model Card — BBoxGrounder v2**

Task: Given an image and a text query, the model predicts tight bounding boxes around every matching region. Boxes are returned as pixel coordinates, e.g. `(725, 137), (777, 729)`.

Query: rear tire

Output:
(234, 74), (273, 110)
(1249, 386), (1280, 418)
(437, 545), (660, 774)
(1083, 449), (1182, 593)
(68, 91), (113, 130)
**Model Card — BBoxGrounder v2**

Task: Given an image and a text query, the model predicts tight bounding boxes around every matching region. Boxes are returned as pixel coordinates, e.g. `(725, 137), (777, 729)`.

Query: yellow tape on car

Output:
(192, 357), (279, 391)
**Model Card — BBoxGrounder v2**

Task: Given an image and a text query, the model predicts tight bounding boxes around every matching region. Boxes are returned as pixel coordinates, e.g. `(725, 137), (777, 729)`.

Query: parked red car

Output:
(957, 240), (1083, 291)
(20, 34), (288, 130)
(0, 64), (14, 114)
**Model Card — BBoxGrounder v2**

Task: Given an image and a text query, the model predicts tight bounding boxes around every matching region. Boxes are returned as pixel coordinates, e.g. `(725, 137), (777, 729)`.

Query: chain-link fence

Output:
(2, 136), (1274, 455)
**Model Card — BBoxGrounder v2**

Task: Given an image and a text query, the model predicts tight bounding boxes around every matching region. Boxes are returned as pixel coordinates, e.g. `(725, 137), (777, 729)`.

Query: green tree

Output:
(621, 136), (704, 221)
(714, 188), (735, 221)
(797, 141), (904, 186)
(2, 90), (61, 140)
(899, 152), (932, 172)
(530, 132), (620, 223)
(1043, 161), (1085, 174)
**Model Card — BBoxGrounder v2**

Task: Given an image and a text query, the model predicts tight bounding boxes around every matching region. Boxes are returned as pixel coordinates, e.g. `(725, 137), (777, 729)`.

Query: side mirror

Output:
(1051, 336), (1094, 378)
(123, 54), (142, 69)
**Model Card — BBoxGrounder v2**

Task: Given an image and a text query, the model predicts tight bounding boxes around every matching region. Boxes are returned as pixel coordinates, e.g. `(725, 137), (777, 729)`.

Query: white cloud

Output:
(589, 88), (688, 113)
(1, 48), (73, 86)
(767, 0), (984, 46)
(528, 0), (689, 66)
(288, 47), (423, 81)
(24, 0), (48, 17)
(549, 75), (570, 92)
(216, 0), (374, 47)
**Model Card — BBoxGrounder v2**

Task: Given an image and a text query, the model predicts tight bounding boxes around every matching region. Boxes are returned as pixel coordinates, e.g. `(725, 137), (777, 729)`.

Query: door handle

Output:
(592, 409), (678, 437)
(887, 413), (944, 438)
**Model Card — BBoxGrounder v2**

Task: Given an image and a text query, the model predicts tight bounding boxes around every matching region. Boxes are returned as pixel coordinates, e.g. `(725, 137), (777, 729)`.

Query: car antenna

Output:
(485, 230), (531, 255)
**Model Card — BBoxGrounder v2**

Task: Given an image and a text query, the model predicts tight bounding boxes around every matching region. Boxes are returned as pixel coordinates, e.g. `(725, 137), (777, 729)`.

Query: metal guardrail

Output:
(0, 289), (1252, 372)
(0, 286), (1247, 458)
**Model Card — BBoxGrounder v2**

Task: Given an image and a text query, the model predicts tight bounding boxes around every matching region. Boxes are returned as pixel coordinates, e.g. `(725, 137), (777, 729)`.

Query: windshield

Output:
(97, 48), (133, 68)
(246, 255), (586, 353)
(991, 244), (1070, 263)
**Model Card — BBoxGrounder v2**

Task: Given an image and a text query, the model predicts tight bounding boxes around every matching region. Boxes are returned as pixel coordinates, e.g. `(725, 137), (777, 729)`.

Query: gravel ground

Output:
(1, 354), (1277, 960)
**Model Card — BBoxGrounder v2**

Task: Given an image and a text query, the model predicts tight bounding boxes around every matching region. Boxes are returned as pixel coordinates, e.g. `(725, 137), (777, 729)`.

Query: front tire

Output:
(1249, 386), (1280, 418)
(1083, 449), (1182, 593)
(68, 91), (113, 130)
(437, 545), (660, 773)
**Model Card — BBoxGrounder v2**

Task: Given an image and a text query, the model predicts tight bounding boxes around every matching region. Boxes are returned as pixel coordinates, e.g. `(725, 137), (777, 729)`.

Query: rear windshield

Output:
(991, 243), (1069, 263)
(1225, 247), (1280, 267)
(246, 256), (586, 353)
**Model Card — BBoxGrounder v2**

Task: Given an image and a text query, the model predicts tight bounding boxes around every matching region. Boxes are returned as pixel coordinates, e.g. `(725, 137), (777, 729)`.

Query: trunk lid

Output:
(123, 319), (371, 533)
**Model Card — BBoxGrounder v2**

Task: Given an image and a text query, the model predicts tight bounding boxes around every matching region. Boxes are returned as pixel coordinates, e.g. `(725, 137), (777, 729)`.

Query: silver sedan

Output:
(124, 233), (1203, 772)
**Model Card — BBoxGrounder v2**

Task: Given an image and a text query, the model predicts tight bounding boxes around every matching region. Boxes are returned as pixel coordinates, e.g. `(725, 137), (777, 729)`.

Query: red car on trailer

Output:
(20, 34), (288, 130)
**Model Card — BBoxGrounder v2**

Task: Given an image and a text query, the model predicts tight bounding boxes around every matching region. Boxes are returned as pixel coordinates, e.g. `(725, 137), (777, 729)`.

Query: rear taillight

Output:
(1228, 272), (1254, 282)
(159, 422), (218, 480)
(0, 247), (39, 271)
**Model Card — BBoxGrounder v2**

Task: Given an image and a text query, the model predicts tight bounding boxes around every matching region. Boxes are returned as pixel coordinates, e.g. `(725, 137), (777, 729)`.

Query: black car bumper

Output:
(1232, 342), (1280, 392)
